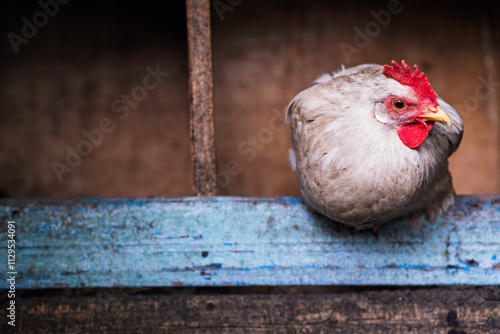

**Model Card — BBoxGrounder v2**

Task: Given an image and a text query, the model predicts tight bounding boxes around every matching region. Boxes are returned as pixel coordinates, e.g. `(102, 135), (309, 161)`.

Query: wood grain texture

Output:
(1, 288), (499, 333)
(211, 0), (500, 196)
(0, 2), (193, 199)
(187, 0), (217, 196)
(0, 195), (499, 289)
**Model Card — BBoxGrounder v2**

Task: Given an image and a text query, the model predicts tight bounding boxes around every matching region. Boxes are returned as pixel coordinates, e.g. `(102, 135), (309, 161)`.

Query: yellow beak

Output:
(418, 106), (452, 127)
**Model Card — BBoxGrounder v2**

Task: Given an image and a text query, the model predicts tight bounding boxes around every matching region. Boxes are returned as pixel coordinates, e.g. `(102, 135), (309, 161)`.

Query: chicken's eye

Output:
(392, 99), (406, 110)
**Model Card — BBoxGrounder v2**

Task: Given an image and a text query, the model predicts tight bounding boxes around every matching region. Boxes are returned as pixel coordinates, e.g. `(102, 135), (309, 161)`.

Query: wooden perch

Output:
(0, 195), (499, 289)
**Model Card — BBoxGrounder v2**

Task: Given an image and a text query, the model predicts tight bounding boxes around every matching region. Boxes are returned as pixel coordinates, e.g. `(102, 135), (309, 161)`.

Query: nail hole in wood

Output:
(206, 301), (215, 312)
(467, 259), (478, 267)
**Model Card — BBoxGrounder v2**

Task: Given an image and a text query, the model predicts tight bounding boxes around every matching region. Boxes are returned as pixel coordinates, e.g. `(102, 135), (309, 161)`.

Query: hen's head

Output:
(375, 60), (452, 148)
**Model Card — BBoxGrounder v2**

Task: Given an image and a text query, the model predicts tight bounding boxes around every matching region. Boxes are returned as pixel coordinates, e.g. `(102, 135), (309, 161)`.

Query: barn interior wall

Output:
(0, 0), (498, 198)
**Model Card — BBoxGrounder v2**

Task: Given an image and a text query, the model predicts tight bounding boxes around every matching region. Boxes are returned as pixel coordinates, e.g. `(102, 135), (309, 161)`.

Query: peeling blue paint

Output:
(280, 197), (303, 205)
(380, 264), (435, 270)
(0, 195), (499, 289)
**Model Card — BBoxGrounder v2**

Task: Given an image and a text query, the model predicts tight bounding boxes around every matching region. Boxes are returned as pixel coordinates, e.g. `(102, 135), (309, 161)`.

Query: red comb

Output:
(383, 60), (438, 107)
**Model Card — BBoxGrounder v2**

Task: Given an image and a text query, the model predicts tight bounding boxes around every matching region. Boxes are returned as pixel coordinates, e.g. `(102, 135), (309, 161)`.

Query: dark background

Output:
(1, 0), (499, 198)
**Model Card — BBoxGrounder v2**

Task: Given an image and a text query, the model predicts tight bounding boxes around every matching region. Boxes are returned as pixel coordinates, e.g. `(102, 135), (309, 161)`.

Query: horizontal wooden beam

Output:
(2, 287), (499, 332)
(0, 195), (499, 289)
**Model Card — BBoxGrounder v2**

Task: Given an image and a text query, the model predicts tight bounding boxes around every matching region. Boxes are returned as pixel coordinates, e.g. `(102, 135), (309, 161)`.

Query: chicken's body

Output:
(287, 61), (463, 229)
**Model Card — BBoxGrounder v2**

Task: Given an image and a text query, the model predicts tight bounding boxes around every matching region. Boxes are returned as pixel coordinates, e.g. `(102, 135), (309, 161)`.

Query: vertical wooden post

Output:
(186, 0), (216, 196)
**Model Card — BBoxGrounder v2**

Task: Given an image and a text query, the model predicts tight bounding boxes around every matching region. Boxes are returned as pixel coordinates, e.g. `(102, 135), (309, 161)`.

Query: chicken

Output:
(286, 60), (463, 230)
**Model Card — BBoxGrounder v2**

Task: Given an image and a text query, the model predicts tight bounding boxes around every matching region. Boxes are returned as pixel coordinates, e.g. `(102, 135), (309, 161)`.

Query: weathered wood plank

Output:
(186, 0), (217, 196)
(0, 195), (499, 289)
(1, 287), (499, 333)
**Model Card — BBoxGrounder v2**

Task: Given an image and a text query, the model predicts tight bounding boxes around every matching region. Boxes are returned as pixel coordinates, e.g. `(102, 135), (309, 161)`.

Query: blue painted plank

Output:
(0, 195), (499, 289)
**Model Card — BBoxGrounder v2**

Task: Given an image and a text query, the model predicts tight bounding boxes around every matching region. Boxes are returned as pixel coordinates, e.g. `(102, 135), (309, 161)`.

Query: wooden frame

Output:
(187, 0), (217, 196)
(11, 288), (500, 333)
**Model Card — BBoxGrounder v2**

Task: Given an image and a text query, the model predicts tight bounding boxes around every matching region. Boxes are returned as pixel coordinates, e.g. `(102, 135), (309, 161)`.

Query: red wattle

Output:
(397, 121), (435, 149)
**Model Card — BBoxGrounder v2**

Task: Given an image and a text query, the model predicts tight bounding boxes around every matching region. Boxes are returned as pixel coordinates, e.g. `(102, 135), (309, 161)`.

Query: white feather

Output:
(288, 148), (297, 171)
